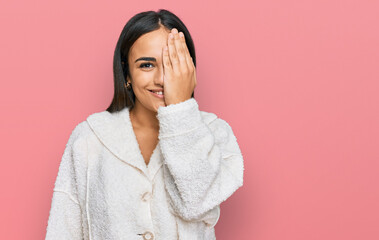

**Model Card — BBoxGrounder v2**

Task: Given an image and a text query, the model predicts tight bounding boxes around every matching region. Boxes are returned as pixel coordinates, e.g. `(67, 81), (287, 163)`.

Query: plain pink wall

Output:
(1, 0), (378, 239)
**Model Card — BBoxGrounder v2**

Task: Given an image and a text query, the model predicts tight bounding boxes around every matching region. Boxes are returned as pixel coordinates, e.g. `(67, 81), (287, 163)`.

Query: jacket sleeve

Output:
(157, 98), (244, 226)
(45, 123), (87, 240)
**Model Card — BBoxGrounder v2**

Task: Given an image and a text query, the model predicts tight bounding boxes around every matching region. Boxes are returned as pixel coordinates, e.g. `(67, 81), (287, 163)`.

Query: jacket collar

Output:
(85, 106), (218, 179)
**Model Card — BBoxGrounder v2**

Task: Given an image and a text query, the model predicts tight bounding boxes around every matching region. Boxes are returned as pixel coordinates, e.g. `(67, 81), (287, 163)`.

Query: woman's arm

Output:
(157, 98), (244, 225)
(45, 123), (86, 240)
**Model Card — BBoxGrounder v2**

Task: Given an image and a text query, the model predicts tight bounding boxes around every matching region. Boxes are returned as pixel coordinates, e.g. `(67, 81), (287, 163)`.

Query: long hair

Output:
(106, 9), (196, 113)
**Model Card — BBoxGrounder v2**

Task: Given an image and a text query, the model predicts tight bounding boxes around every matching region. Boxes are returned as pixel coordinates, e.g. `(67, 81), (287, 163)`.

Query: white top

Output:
(45, 98), (244, 240)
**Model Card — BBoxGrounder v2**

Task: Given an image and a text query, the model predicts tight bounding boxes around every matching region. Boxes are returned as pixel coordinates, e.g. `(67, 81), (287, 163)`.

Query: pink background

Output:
(1, 0), (378, 239)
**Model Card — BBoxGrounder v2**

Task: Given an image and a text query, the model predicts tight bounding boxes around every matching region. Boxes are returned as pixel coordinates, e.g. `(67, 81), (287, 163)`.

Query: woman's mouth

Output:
(148, 89), (164, 99)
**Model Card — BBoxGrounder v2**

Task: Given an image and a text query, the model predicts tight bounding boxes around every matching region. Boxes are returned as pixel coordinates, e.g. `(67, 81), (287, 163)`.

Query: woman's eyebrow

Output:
(135, 57), (156, 63)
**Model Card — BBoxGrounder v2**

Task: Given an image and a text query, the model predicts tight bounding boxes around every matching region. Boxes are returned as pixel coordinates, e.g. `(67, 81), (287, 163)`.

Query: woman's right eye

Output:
(139, 63), (154, 68)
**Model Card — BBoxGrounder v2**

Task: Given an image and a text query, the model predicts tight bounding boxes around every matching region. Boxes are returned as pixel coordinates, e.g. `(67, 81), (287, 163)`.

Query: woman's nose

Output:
(154, 64), (164, 85)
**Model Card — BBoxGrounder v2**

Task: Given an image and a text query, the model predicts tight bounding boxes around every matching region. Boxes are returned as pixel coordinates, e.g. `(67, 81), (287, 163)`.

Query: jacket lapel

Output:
(86, 107), (149, 175)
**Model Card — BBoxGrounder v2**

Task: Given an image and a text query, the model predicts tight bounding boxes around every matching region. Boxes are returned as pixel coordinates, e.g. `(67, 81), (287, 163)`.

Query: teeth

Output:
(151, 90), (163, 95)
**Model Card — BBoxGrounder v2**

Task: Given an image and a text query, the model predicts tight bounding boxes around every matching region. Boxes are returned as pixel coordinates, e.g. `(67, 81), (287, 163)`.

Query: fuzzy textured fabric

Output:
(45, 98), (244, 240)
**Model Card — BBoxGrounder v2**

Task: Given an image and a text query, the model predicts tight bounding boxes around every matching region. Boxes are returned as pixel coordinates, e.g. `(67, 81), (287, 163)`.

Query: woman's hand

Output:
(162, 28), (197, 106)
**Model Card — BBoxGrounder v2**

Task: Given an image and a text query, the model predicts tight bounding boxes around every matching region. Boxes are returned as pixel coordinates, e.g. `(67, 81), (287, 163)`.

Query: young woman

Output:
(45, 9), (244, 240)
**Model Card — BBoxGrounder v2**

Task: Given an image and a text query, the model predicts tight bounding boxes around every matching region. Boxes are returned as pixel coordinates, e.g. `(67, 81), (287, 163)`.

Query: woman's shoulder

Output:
(199, 110), (239, 146)
(199, 110), (218, 125)
(65, 120), (92, 147)
(85, 108), (128, 127)
(199, 109), (233, 131)
(66, 109), (118, 145)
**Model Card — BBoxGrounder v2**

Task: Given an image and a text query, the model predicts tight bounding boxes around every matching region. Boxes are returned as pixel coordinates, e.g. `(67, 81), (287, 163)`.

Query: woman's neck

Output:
(129, 103), (159, 131)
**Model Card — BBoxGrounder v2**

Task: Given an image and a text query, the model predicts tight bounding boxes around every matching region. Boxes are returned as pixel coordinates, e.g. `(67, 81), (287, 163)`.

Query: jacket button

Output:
(143, 231), (154, 240)
(141, 192), (152, 201)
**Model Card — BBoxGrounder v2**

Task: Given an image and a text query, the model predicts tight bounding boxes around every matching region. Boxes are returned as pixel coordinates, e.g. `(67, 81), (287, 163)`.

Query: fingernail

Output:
(169, 33), (174, 39)
(179, 32), (184, 38)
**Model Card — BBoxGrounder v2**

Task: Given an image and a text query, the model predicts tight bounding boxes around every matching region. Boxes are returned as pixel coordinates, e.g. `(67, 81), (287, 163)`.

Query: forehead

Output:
(129, 27), (170, 61)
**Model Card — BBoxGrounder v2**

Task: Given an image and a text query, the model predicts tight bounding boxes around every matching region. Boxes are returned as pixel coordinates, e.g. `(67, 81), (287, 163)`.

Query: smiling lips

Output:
(148, 89), (164, 99)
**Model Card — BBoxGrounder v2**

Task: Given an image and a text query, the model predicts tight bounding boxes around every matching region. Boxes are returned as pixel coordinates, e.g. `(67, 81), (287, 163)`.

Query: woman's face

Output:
(127, 26), (171, 112)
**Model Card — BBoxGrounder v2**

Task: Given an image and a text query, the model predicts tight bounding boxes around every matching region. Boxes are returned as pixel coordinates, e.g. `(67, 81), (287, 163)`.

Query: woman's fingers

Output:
(167, 31), (180, 74)
(162, 45), (171, 77)
(179, 31), (195, 71)
(172, 29), (188, 72)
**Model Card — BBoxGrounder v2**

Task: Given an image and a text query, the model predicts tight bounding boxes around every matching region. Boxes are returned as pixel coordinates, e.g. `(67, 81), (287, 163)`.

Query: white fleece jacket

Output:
(45, 98), (244, 240)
